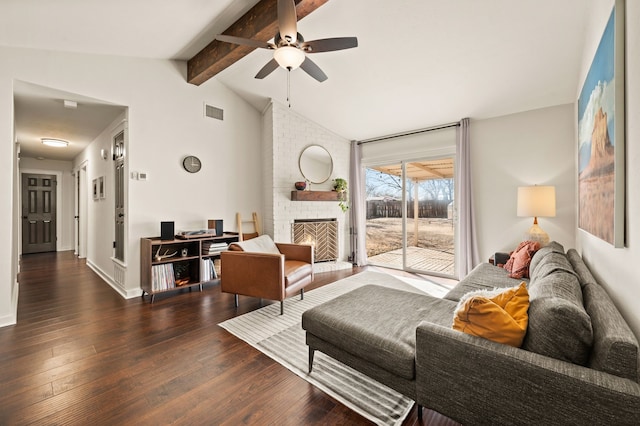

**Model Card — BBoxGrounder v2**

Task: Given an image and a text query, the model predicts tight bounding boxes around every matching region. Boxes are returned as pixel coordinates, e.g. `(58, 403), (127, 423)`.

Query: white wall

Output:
(576, 0), (640, 337)
(264, 101), (351, 260)
(471, 104), (577, 261)
(0, 46), (262, 324)
(19, 158), (75, 252)
(72, 113), (126, 288)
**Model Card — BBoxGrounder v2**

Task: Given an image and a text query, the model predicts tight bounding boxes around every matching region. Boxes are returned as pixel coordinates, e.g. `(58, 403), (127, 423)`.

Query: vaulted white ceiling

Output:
(2, 0), (592, 160)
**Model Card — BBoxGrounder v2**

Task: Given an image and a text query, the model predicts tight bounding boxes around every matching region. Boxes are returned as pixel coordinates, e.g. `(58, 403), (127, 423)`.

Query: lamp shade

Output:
(273, 46), (305, 70)
(517, 186), (556, 218)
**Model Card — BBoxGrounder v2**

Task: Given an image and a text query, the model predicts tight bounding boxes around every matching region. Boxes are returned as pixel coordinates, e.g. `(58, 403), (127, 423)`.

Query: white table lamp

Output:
(517, 185), (556, 246)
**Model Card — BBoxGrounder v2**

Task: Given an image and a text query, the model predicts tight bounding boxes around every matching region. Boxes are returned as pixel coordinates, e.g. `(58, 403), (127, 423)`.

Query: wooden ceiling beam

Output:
(412, 163), (446, 179)
(187, 0), (329, 86)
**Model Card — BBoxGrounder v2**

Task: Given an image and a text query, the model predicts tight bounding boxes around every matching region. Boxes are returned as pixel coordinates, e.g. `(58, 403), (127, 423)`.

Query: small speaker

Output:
(160, 221), (174, 240)
(207, 219), (223, 236)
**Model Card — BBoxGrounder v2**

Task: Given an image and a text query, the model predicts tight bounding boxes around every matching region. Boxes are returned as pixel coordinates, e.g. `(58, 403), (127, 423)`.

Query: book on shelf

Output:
(200, 258), (217, 282)
(151, 263), (175, 291)
(202, 241), (229, 255)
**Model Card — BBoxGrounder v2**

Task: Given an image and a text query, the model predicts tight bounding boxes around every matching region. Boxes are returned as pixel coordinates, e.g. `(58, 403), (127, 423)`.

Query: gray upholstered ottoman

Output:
(301, 284), (456, 400)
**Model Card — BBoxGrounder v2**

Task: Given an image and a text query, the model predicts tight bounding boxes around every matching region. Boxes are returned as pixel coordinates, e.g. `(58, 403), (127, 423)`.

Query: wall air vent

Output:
(204, 104), (224, 121)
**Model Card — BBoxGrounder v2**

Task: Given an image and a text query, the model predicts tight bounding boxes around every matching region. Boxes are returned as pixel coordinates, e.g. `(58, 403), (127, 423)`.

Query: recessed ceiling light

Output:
(41, 138), (69, 148)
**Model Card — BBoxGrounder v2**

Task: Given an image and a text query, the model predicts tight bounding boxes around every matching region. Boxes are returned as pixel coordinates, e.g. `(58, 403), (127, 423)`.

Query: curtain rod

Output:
(357, 121), (460, 145)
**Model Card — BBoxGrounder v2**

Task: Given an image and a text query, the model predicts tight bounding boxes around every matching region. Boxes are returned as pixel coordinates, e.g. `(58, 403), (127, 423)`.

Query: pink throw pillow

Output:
(503, 241), (540, 279)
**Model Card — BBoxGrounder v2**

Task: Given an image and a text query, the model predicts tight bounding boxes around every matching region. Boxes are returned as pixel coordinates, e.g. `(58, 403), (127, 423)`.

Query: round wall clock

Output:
(182, 155), (202, 173)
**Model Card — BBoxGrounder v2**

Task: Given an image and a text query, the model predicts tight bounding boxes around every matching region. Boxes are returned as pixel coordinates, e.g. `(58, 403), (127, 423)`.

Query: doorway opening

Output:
(73, 163), (88, 258)
(365, 157), (455, 277)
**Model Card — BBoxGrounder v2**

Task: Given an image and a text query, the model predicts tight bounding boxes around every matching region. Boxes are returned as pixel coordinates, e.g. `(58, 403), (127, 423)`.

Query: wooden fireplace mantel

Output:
(290, 190), (341, 201)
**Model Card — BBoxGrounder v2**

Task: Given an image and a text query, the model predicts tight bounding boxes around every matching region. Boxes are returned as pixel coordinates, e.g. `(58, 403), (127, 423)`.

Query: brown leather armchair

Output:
(220, 236), (314, 315)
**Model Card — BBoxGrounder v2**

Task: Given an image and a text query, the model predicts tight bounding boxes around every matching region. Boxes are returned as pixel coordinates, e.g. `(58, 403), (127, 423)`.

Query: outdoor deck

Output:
(368, 246), (455, 276)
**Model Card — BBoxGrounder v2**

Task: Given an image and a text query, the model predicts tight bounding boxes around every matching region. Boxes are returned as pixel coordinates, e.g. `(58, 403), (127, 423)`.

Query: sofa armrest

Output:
(415, 322), (640, 425)
(276, 243), (314, 264)
(494, 251), (510, 266)
(220, 251), (286, 300)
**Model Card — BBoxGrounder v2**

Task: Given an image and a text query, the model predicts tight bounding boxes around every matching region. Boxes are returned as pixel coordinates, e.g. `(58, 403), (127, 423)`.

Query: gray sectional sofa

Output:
(302, 242), (640, 425)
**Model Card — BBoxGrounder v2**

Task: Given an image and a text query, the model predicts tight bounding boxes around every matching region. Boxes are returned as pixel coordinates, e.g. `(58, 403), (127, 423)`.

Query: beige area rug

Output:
(218, 271), (449, 426)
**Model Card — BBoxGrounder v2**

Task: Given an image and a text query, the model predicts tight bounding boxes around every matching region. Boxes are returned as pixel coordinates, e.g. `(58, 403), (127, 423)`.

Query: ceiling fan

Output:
(215, 0), (358, 82)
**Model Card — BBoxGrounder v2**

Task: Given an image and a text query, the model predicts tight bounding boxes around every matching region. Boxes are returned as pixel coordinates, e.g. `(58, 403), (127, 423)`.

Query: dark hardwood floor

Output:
(1, 251), (458, 425)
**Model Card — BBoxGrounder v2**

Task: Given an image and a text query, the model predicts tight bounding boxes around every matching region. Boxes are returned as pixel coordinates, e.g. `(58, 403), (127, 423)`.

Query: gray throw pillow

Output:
(522, 271), (593, 366)
(528, 241), (564, 278)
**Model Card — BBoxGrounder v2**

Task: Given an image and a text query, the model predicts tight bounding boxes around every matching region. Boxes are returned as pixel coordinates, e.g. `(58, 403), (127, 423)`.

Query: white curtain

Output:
(349, 140), (367, 266)
(456, 118), (480, 277)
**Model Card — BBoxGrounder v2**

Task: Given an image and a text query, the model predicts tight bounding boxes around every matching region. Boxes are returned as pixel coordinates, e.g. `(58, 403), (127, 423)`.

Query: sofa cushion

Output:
(444, 263), (526, 302)
(566, 249), (597, 288)
(565, 249), (639, 381)
(504, 241), (540, 278)
(530, 252), (577, 285)
(528, 240), (564, 278)
(583, 283), (640, 382)
(302, 285), (457, 380)
(522, 271), (593, 365)
(453, 282), (529, 347)
(283, 260), (313, 287)
(229, 234), (281, 254)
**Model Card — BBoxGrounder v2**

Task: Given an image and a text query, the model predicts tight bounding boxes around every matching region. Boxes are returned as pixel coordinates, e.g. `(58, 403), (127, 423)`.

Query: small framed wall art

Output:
(92, 178), (99, 201)
(99, 176), (105, 199)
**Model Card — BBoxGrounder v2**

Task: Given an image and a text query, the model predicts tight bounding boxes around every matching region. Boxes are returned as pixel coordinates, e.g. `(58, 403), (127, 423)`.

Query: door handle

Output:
(29, 221), (36, 224)
(44, 220), (51, 223)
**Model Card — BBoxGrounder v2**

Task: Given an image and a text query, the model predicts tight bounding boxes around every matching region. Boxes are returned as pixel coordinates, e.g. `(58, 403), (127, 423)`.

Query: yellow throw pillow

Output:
(452, 282), (530, 347)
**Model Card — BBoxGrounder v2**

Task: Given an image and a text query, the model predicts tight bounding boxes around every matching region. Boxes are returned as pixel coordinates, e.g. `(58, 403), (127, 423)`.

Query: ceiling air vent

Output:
(204, 104), (224, 121)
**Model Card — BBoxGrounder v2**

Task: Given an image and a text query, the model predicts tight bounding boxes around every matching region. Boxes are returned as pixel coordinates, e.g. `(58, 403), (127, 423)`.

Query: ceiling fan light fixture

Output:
(274, 46), (305, 70)
(41, 138), (69, 148)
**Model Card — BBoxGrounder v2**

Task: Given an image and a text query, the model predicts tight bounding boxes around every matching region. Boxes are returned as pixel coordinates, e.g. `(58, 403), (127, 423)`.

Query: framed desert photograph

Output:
(577, 0), (625, 247)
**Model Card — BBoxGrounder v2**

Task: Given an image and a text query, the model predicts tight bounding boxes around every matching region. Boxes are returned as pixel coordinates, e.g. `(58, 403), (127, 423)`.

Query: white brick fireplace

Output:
(292, 219), (339, 262)
(261, 100), (351, 262)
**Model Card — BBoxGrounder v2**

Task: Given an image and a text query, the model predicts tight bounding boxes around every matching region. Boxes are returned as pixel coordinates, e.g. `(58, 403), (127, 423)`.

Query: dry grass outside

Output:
(366, 217), (454, 257)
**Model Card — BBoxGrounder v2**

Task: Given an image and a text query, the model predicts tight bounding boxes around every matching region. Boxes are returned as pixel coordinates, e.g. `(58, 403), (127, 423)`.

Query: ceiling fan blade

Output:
(301, 37), (358, 53)
(300, 57), (328, 82)
(216, 34), (274, 50)
(255, 58), (280, 79)
(278, 0), (298, 44)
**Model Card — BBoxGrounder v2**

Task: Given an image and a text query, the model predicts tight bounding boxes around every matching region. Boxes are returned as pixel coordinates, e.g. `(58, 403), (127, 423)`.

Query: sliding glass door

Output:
(365, 157), (455, 277)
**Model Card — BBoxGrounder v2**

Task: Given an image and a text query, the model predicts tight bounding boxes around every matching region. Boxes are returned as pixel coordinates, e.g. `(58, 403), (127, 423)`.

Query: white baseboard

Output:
(0, 279), (19, 328)
(86, 260), (142, 299)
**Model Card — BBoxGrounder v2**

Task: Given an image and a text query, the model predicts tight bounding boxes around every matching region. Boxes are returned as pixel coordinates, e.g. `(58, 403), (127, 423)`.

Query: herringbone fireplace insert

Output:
(291, 219), (338, 262)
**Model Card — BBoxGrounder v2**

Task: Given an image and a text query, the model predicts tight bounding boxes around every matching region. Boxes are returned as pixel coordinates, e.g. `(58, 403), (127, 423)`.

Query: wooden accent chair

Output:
(220, 235), (314, 315)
